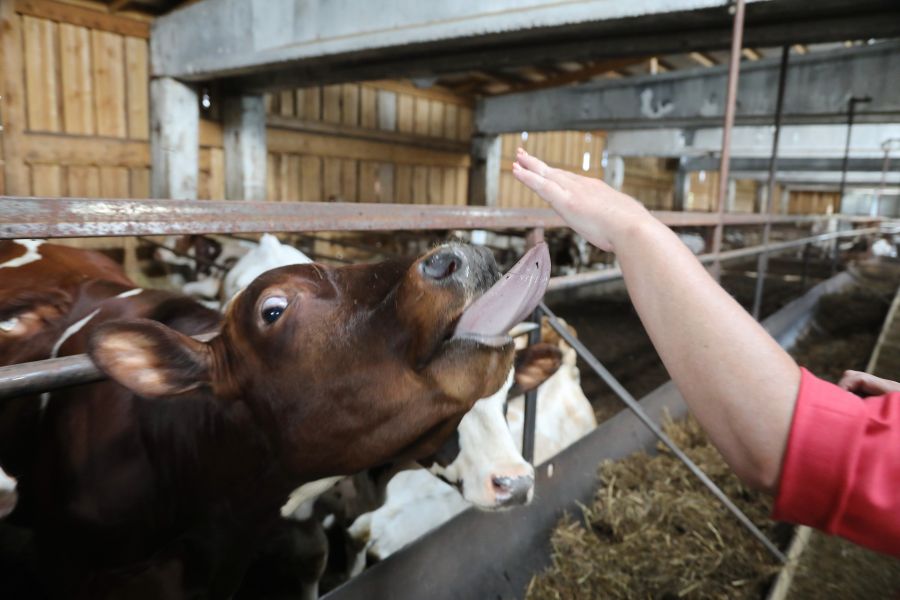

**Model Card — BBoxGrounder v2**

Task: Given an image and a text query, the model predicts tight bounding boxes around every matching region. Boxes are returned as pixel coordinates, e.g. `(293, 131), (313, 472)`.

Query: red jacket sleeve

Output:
(773, 368), (900, 557)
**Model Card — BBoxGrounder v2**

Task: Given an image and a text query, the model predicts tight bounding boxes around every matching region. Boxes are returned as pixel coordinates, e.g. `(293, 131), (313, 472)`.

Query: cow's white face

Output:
(429, 369), (534, 509)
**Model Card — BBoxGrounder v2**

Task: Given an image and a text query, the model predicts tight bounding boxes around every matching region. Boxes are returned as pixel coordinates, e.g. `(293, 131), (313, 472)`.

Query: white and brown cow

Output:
(0, 239), (549, 599)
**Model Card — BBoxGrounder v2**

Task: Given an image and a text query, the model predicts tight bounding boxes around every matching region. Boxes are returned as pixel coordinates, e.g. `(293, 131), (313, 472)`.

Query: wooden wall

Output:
(0, 1), (474, 206)
(686, 172), (760, 213)
(498, 131), (604, 208)
(622, 157), (675, 210)
(1, 0), (152, 198)
(788, 190), (840, 215)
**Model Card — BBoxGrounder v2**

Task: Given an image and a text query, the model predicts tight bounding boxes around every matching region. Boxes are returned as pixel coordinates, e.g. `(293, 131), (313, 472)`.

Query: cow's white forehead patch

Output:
(0, 239), (45, 270)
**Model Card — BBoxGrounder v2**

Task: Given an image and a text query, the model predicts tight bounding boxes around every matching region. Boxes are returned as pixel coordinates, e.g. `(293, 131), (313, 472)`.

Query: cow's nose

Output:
(492, 475), (533, 506)
(422, 249), (463, 280)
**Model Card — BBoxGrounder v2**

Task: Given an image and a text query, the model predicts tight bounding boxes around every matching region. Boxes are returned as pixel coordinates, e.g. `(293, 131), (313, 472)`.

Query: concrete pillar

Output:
(780, 187), (791, 214)
(470, 135), (501, 206)
(223, 94), (267, 201)
(151, 77), (199, 199)
(603, 155), (625, 191)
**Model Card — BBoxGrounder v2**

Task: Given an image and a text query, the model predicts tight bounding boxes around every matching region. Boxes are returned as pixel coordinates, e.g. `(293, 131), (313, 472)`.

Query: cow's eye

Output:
(261, 296), (288, 324)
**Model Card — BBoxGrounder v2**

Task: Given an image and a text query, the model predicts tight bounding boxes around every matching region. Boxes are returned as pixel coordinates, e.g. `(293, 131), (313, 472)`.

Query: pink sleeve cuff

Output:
(773, 368), (900, 556)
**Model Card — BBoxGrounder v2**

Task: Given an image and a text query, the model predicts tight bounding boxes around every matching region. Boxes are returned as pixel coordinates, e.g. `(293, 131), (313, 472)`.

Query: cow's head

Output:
(89, 243), (550, 482)
(422, 342), (561, 509)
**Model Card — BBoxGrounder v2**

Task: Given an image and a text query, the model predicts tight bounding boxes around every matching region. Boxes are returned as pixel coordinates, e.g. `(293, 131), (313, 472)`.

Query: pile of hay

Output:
(527, 417), (785, 600)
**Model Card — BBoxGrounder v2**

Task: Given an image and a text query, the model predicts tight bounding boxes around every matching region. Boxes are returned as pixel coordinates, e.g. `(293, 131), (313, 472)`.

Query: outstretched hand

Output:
(512, 148), (653, 252)
(838, 370), (900, 396)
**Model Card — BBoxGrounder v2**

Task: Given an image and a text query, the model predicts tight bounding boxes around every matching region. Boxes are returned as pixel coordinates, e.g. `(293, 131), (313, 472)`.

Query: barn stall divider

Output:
(0, 196), (884, 595)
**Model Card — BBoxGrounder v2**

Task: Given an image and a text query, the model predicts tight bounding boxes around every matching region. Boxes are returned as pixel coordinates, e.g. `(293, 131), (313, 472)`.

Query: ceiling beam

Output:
(689, 51), (717, 67)
(497, 57), (648, 94)
(151, 0), (900, 91)
(476, 42), (900, 133)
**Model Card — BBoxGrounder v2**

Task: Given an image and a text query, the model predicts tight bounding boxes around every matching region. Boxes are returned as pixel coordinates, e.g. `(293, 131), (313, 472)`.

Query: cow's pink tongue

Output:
(453, 242), (550, 346)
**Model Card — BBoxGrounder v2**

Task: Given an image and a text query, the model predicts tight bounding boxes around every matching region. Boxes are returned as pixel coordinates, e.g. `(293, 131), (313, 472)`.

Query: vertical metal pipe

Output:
(711, 0), (746, 281)
(521, 227), (545, 464)
(752, 46), (790, 320)
(522, 307), (541, 464)
(834, 96), (871, 275)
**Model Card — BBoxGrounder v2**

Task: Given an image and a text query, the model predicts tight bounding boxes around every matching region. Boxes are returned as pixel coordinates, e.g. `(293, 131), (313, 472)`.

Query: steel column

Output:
(711, 0), (746, 281)
(752, 46), (790, 320)
(539, 302), (787, 563)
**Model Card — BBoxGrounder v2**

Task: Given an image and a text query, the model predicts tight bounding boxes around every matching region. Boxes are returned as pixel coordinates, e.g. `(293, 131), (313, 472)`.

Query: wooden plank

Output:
(428, 100), (444, 138)
(129, 166), (149, 198)
(427, 166), (442, 204)
(284, 154), (302, 202)
(457, 107), (474, 141)
(59, 23), (94, 135)
(396, 165), (412, 204)
(364, 80), (472, 107)
(359, 161), (378, 203)
(455, 168), (468, 205)
(124, 36), (148, 139)
(412, 166), (428, 205)
(444, 104), (459, 143)
(66, 164), (100, 197)
(413, 97), (430, 137)
(322, 84), (342, 124)
(300, 156), (322, 202)
(376, 90), (397, 131)
(1, 5), (31, 193)
(99, 165), (128, 198)
(301, 86), (321, 121)
(266, 153), (279, 201)
(267, 115), (468, 154)
(15, 0), (150, 38)
(360, 86), (377, 129)
(22, 133), (149, 166)
(441, 166), (456, 207)
(323, 157), (342, 201)
(341, 159), (358, 202)
(91, 29), (127, 137)
(208, 147), (225, 200)
(279, 90), (295, 117)
(23, 15), (61, 132)
(396, 93), (414, 134)
(267, 127), (469, 168)
(199, 118), (223, 147)
(341, 84), (359, 127)
(377, 163), (395, 203)
(31, 164), (62, 196)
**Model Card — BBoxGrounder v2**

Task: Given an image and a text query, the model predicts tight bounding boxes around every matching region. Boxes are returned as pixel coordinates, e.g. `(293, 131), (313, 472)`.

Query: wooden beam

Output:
(1, 2), (29, 194)
(267, 115), (469, 154)
(267, 127), (470, 168)
(15, 0), (150, 38)
(497, 57), (649, 94)
(362, 80), (473, 107)
(469, 135), (500, 207)
(689, 51), (717, 67)
(742, 47), (762, 60)
(21, 133), (150, 166)
(108, 0), (133, 12)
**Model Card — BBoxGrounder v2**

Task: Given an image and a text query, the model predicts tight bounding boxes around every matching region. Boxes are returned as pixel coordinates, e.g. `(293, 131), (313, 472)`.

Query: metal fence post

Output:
(711, 0), (746, 282)
(752, 46), (790, 320)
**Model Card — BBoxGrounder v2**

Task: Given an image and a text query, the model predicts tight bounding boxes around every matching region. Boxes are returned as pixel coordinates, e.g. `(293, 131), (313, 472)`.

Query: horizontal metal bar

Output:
(0, 332), (218, 401)
(547, 227), (879, 292)
(539, 302), (787, 563)
(0, 197), (879, 239)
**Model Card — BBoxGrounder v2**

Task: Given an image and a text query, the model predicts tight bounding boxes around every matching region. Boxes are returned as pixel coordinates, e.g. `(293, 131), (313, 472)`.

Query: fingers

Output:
(515, 148), (572, 186)
(512, 161), (566, 204)
(837, 370), (864, 391)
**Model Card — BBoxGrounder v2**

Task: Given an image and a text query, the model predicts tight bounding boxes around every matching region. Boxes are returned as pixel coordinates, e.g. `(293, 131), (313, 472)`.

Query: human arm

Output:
(512, 149), (799, 492)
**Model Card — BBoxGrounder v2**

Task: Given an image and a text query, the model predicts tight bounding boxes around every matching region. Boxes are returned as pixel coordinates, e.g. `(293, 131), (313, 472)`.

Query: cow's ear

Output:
(510, 343), (562, 396)
(88, 319), (212, 398)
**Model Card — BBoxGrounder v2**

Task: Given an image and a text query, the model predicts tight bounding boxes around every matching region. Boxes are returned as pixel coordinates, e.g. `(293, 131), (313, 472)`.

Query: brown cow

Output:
(0, 241), (548, 599)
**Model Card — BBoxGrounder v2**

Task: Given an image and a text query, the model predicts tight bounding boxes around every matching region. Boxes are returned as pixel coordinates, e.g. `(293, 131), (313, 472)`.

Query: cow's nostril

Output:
(422, 250), (462, 280)
(492, 475), (533, 506)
